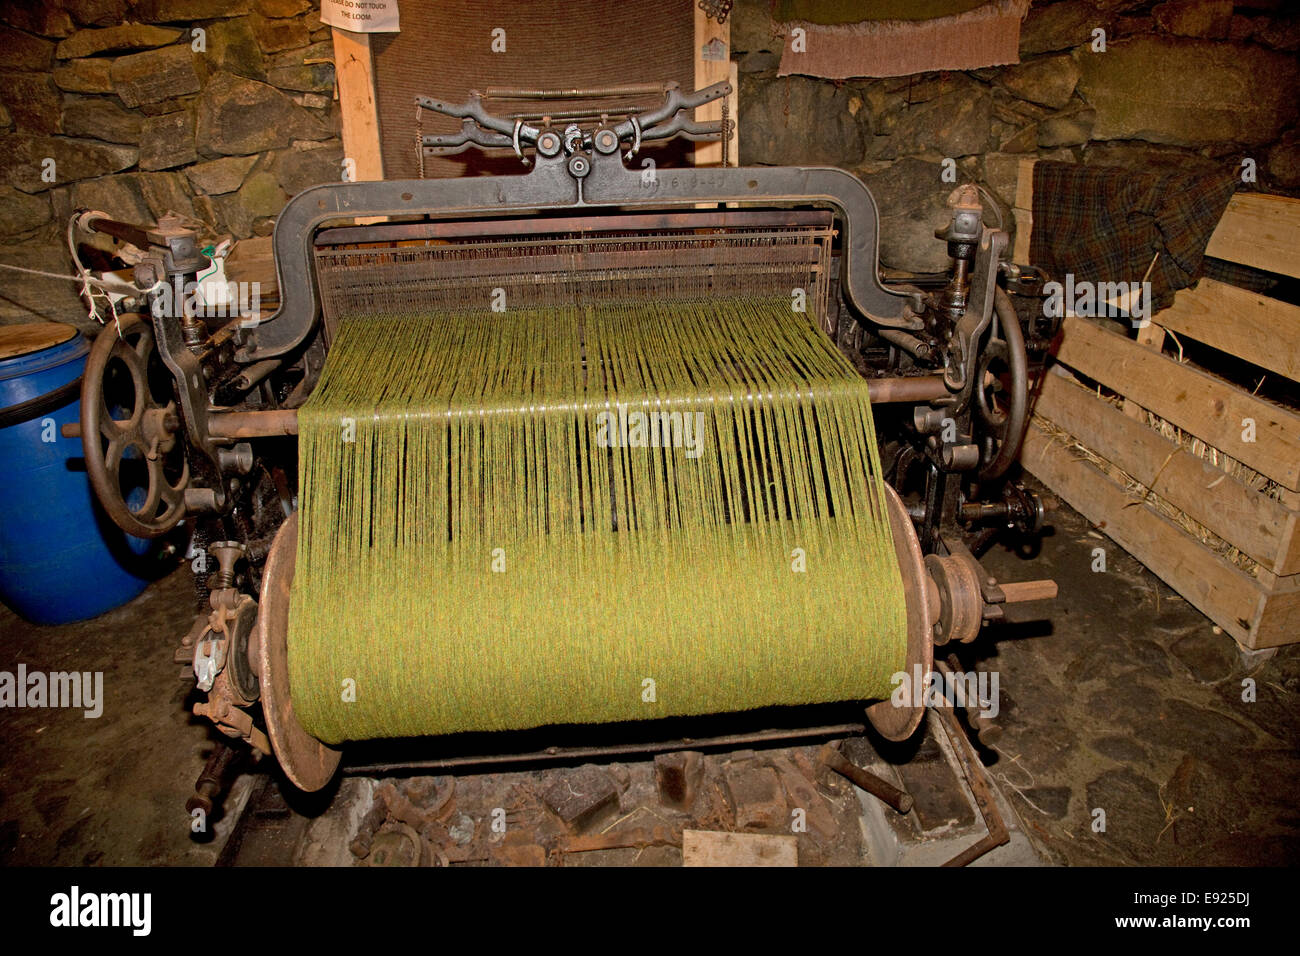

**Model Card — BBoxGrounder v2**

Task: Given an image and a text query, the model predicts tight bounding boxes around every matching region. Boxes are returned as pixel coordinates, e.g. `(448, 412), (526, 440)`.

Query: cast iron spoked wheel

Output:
(972, 287), (1029, 482)
(80, 315), (189, 538)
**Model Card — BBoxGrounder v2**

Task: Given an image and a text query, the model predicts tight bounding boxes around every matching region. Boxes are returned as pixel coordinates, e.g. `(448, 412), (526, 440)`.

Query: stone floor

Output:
(976, 483), (1300, 866)
(1, 479), (1297, 866)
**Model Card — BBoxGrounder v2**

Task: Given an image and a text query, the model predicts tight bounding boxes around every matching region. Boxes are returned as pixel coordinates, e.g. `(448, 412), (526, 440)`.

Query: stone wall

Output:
(0, 0), (340, 331)
(735, 0), (1299, 271)
(0, 0), (1296, 328)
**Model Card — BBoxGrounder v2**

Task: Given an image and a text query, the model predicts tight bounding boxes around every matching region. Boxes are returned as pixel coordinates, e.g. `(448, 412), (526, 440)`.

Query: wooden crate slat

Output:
(1205, 192), (1300, 279)
(1251, 573), (1300, 650)
(1281, 511), (1300, 578)
(1022, 421), (1275, 647)
(1055, 316), (1300, 491)
(1036, 370), (1299, 574)
(1157, 278), (1300, 383)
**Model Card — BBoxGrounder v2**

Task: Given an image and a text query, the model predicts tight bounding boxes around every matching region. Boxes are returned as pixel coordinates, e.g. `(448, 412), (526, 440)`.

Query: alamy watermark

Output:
(890, 663), (999, 719)
(595, 403), (706, 459)
(49, 886), (150, 936)
(1042, 273), (1152, 328)
(0, 665), (103, 718)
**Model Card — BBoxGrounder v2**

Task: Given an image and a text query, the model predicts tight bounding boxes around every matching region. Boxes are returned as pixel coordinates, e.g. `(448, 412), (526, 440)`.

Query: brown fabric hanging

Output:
(776, 0), (1029, 80)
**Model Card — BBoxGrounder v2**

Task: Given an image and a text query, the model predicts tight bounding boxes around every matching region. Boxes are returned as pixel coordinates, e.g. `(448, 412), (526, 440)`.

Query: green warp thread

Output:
(288, 297), (907, 744)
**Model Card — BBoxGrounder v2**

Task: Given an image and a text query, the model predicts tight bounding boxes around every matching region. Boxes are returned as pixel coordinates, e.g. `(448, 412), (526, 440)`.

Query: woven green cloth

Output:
(288, 298), (907, 744)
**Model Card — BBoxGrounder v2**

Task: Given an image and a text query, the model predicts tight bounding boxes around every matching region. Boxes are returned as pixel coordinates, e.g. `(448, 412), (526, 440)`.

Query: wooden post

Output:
(693, 8), (735, 168)
(331, 27), (384, 182)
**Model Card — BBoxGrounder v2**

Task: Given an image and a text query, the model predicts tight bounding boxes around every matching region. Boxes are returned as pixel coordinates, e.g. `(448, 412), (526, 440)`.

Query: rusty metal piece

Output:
(866, 483), (935, 741)
(816, 742), (913, 814)
(365, 823), (425, 867)
(936, 706), (1010, 867)
(343, 722), (866, 775)
(186, 742), (238, 816)
(925, 552), (984, 646)
(559, 825), (680, 856)
(376, 781), (428, 832)
(349, 802), (388, 859)
(256, 513), (341, 792)
(193, 682), (270, 755)
(654, 751), (703, 810)
(934, 655), (1001, 748)
(207, 540), (245, 589)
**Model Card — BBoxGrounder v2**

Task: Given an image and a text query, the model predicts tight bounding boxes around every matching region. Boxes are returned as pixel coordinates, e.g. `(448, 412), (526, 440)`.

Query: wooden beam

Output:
(692, 8), (732, 168)
(1205, 192), (1300, 279)
(1156, 278), (1300, 383)
(1014, 157), (1036, 210)
(1054, 316), (1300, 491)
(331, 27), (384, 182)
(1012, 207), (1032, 264)
(1036, 370), (1299, 574)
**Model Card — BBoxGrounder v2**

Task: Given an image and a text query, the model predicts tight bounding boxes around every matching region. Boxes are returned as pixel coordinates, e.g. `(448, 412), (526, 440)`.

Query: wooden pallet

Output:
(1015, 159), (1300, 648)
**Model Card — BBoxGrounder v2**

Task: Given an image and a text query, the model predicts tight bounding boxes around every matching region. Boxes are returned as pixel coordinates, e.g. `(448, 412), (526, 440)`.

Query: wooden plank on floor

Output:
(1022, 420), (1267, 647)
(1036, 371), (1298, 574)
(1054, 316), (1300, 491)
(1205, 192), (1300, 280)
(682, 830), (797, 867)
(1156, 278), (1300, 383)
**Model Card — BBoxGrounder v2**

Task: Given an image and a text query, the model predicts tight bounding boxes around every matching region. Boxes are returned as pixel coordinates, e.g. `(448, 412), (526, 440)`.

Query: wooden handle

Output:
(999, 579), (1057, 603)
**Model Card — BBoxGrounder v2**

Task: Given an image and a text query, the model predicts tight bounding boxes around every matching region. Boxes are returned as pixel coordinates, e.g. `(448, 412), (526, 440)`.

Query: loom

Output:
(65, 82), (1055, 798)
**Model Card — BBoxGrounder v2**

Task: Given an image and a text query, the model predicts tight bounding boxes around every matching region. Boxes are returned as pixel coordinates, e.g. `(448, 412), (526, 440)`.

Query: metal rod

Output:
(878, 328), (934, 361)
(866, 375), (949, 404)
(313, 209), (835, 246)
(342, 722), (867, 775)
(817, 743), (914, 814)
(207, 409), (299, 438)
(203, 376), (940, 439)
(936, 705), (1010, 867)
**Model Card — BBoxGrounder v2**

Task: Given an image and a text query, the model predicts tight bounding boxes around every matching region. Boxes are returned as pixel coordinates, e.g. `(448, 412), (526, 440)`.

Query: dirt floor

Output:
(1, 478), (1297, 867)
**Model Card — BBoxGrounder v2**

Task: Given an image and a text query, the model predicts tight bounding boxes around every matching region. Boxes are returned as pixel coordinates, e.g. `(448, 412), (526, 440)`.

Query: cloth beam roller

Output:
(287, 296), (909, 744)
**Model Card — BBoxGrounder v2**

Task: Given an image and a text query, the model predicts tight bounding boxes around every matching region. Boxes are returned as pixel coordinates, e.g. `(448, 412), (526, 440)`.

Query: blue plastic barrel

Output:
(0, 322), (151, 624)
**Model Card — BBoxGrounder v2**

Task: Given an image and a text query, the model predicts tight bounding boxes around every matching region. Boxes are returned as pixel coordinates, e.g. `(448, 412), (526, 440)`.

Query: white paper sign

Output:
(321, 0), (400, 33)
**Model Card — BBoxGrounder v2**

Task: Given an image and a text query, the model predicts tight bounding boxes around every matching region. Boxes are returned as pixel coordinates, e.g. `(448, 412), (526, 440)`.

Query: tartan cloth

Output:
(1029, 161), (1239, 313)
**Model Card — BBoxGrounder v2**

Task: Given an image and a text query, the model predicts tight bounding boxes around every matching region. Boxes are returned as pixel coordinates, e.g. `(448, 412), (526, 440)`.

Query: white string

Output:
(989, 743), (1052, 816)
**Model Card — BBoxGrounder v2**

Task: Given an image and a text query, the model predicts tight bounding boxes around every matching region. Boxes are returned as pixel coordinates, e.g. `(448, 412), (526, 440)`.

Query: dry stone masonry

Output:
(0, 0), (1296, 325)
(0, 0), (341, 329)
